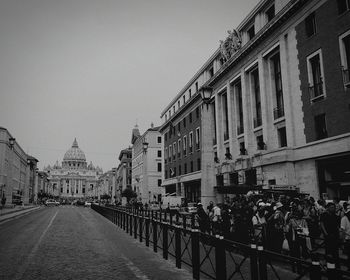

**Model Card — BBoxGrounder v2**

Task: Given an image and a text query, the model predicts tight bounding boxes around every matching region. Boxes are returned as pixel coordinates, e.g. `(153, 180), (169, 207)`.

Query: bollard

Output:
(163, 222), (168, 260)
(215, 235), (227, 280)
(175, 225), (182, 269)
(250, 243), (258, 280)
(191, 229), (200, 280)
(310, 254), (321, 280)
(257, 244), (267, 280)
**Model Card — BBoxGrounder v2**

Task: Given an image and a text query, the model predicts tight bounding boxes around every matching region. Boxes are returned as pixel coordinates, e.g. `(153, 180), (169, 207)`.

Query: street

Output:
(0, 206), (194, 280)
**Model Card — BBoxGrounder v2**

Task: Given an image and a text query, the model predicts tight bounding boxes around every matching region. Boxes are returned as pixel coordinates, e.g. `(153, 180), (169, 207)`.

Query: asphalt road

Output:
(0, 206), (194, 280)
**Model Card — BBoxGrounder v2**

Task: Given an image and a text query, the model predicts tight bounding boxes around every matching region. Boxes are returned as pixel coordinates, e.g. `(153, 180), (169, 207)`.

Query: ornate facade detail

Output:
(219, 29), (242, 62)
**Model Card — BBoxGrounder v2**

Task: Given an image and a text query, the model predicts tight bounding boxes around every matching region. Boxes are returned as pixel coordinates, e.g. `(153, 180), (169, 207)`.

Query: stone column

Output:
(201, 101), (216, 209)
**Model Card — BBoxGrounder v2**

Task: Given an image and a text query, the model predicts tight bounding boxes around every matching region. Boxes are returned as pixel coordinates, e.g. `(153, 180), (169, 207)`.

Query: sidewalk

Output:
(0, 205), (41, 223)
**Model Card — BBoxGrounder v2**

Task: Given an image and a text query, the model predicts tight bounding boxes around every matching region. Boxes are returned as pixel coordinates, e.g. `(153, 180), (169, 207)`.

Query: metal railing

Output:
(91, 204), (350, 280)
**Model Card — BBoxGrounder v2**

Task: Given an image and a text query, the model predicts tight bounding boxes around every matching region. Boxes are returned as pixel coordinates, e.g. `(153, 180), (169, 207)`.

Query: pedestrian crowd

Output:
(195, 193), (350, 269)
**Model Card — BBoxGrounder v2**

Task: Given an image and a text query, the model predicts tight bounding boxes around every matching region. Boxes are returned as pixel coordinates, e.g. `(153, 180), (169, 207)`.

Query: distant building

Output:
(116, 147), (132, 204)
(131, 124), (164, 204)
(44, 138), (102, 200)
(0, 127), (35, 205)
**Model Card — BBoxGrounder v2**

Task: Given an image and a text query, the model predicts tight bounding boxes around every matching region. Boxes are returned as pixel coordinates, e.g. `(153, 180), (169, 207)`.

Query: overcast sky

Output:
(0, 0), (259, 171)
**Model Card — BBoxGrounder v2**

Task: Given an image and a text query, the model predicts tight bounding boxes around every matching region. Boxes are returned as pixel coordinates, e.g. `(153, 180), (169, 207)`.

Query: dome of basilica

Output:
(63, 138), (86, 162)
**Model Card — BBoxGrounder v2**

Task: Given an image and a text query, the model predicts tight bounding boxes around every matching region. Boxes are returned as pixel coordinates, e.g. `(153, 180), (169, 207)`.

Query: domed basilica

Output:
(44, 139), (102, 200)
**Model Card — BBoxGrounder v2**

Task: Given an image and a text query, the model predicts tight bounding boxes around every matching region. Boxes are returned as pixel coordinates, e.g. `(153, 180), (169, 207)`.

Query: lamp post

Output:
(199, 86), (218, 208)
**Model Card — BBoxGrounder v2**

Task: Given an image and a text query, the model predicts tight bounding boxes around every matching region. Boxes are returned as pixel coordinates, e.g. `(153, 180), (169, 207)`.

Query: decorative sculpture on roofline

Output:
(220, 29), (242, 62)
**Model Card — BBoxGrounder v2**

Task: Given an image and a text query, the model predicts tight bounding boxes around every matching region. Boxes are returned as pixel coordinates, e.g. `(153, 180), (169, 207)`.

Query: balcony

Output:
(253, 116), (262, 128)
(342, 67), (350, 88)
(273, 106), (285, 120)
(237, 125), (244, 135)
(309, 80), (324, 101)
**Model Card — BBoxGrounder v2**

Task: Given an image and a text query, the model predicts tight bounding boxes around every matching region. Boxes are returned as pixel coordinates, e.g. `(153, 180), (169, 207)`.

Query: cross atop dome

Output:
(72, 138), (79, 148)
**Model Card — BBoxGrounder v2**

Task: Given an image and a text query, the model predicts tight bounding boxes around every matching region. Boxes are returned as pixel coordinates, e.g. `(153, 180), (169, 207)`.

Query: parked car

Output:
(45, 200), (59, 206)
(84, 201), (92, 207)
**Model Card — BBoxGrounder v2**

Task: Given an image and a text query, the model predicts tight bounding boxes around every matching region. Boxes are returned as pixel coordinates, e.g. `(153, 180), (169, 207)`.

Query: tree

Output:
(121, 188), (137, 203)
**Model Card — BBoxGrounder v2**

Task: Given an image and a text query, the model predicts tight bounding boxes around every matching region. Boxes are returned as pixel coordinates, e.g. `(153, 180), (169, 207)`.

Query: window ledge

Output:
(311, 95), (325, 103)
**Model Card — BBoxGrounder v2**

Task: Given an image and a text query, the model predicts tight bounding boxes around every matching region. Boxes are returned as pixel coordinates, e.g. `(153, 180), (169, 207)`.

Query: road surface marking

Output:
(13, 210), (58, 280)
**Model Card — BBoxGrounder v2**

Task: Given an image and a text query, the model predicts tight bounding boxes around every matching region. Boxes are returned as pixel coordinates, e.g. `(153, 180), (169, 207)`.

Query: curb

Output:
(0, 206), (42, 224)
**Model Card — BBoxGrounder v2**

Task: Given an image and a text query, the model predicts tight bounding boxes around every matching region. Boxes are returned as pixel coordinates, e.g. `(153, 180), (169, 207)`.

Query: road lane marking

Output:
(13, 210), (58, 280)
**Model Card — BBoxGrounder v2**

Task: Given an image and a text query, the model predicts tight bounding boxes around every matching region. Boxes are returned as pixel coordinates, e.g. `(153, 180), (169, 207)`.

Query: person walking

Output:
(267, 202), (285, 253)
(320, 202), (340, 267)
(196, 203), (210, 233)
(341, 204), (350, 270)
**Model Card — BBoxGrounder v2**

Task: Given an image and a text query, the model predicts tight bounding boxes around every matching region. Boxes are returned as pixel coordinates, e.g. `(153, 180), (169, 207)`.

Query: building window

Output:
(165, 170), (168, 179)
(229, 172), (239, 185)
(189, 132), (193, 153)
(197, 158), (201, 171)
(196, 107), (200, 119)
(250, 68), (262, 128)
(173, 105), (176, 114)
(305, 12), (316, 38)
(165, 147), (168, 164)
(247, 25), (255, 40)
(67, 189), (69, 193)
(256, 135), (266, 150)
(183, 95), (186, 104)
(216, 175), (224, 187)
(266, 5), (275, 22)
(315, 114), (328, 140)
(339, 32), (350, 87)
(169, 145), (172, 162)
(271, 52), (285, 120)
(178, 100), (180, 109)
(234, 79), (244, 135)
(173, 142), (176, 160)
(183, 135), (187, 156)
(278, 127), (287, 147)
(177, 122), (180, 132)
(189, 89), (192, 98)
(157, 163), (162, 172)
(60, 187), (63, 193)
(158, 179), (162, 187)
(208, 67), (214, 78)
(179, 165), (181, 175)
(165, 114), (167, 122)
(195, 82), (198, 92)
(189, 112), (192, 123)
(222, 92), (229, 140)
(190, 161), (194, 173)
(184, 163), (187, 174)
(225, 147), (232, 160)
(307, 50), (325, 101)
(212, 101), (217, 145)
(195, 127), (200, 150)
(157, 150), (162, 157)
(178, 139), (181, 158)
(337, 0), (350, 15)
(165, 133), (167, 142)
(82, 188), (85, 194)
(157, 136), (162, 143)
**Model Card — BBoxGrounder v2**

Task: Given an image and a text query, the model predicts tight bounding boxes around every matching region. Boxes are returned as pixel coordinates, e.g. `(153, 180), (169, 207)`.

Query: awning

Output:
(214, 184), (262, 194)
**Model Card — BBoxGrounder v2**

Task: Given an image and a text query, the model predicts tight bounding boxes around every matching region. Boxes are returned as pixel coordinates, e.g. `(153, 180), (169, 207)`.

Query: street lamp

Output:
(200, 86), (213, 109)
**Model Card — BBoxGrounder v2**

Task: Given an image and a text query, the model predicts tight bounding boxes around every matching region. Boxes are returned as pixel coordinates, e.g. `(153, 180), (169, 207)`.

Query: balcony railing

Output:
(309, 80), (324, 101)
(273, 106), (285, 120)
(342, 67), (350, 87)
(253, 116), (262, 128)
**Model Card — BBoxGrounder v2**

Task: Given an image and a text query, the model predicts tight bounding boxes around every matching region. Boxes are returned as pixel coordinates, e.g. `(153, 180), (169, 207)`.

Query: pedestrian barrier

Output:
(92, 204), (350, 280)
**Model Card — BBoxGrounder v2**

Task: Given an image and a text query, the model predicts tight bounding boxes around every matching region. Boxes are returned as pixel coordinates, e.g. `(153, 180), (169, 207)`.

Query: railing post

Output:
(175, 225), (182, 269)
(139, 211), (143, 242)
(250, 243), (258, 280)
(145, 217), (150, 247)
(257, 244), (267, 280)
(191, 229), (200, 280)
(126, 210), (129, 233)
(310, 254), (321, 280)
(130, 213), (134, 237)
(134, 213), (137, 239)
(163, 222), (168, 260)
(191, 213), (195, 229)
(215, 235), (226, 280)
(153, 217), (158, 252)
